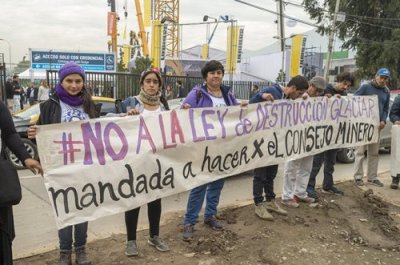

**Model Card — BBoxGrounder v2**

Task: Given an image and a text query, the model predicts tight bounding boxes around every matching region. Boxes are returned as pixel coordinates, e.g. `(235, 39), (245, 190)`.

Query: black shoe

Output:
(307, 186), (319, 199)
(308, 190), (319, 199)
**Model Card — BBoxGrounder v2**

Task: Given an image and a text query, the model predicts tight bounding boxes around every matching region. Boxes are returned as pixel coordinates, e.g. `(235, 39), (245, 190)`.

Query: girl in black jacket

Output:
(28, 62), (97, 265)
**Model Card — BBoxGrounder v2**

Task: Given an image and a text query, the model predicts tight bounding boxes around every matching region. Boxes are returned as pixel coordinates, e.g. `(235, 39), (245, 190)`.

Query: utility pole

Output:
(276, 0), (285, 82)
(324, 0), (341, 82)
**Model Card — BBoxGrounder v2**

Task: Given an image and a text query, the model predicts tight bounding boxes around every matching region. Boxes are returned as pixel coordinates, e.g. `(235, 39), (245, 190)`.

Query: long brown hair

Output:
(81, 87), (97, 118)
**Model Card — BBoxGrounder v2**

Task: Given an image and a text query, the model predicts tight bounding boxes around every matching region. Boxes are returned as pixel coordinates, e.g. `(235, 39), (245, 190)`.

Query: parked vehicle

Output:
(7, 96), (116, 169)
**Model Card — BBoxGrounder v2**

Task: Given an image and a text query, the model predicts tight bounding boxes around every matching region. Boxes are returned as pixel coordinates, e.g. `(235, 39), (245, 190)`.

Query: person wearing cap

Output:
(306, 72), (355, 199)
(120, 68), (170, 257)
(353, 68), (391, 187)
(281, 76), (326, 208)
(28, 62), (97, 265)
(249, 75), (309, 220)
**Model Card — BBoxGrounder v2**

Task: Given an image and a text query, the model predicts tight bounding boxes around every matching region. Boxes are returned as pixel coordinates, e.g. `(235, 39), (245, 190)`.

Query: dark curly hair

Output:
(336, 72), (355, 86)
(201, 60), (225, 79)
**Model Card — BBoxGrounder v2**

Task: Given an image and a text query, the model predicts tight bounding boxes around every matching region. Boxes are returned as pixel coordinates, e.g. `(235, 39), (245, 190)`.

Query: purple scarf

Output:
(56, 83), (83, 106)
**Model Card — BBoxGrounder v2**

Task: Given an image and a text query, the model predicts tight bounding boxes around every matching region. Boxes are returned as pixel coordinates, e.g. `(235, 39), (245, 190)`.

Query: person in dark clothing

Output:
(176, 80), (185, 98)
(0, 101), (42, 265)
(307, 72), (355, 199)
(6, 75), (22, 113)
(389, 95), (400, 189)
(26, 83), (39, 106)
(5, 78), (13, 112)
(249, 84), (259, 98)
(28, 62), (96, 265)
(249, 75), (309, 221)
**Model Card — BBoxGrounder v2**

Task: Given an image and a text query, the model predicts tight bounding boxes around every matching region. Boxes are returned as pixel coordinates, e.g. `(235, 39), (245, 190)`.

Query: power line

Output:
(355, 36), (400, 45)
(234, 0), (319, 27)
(346, 14), (400, 21)
(346, 17), (398, 30)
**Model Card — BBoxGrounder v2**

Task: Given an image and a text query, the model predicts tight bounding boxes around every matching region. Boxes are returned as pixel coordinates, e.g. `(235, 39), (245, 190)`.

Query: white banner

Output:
(36, 96), (379, 228)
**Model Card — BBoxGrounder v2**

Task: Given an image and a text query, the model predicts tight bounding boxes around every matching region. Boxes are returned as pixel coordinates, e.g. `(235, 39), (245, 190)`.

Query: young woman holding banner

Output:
(28, 62), (97, 265)
(120, 68), (170, 256)
(181, 60), (246, 241)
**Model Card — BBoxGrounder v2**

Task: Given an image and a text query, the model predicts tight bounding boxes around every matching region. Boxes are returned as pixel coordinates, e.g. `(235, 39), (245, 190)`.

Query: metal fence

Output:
(47, 70), (271, 100)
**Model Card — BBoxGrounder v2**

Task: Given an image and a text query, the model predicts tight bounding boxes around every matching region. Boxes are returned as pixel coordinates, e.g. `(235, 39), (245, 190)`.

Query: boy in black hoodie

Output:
(307, 72), (355, 198)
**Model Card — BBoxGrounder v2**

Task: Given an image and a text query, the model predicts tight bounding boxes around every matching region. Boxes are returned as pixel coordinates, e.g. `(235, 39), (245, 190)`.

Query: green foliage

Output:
(276, 69), (286, 83)
(14, 60), (30, 74)
(130, 56), (153, 75)
(303, 0), (400, 88)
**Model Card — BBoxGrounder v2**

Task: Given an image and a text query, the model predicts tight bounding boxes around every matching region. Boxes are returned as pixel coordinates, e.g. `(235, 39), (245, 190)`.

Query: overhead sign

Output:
(30, 50), (116, 72)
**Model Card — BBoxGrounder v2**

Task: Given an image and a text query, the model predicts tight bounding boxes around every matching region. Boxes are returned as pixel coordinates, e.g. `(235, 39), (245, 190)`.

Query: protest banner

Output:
(36, 95), (379, 228)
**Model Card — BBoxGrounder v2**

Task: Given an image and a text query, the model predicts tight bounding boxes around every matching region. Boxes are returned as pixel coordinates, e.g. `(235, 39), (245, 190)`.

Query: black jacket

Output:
(37, 94), (62, 125)
(390, 94), (400, 123)
(5, 81), (13, 99)
(27, 87), (39, 100)
(324, 84), (347, 96)
(0, 101), (30, 240)
(38, 93), (101, 125)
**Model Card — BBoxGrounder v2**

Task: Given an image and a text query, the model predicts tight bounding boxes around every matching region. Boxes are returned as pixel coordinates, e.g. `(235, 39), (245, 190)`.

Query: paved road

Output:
(13, 153), (392, 259)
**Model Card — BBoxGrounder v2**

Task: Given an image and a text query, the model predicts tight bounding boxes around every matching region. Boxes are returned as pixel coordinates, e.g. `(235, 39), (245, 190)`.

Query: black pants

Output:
(125, 199), (161, 241)
(253, 165), (278, 204)
(308, 149), (338, 190)
(0, 230), (12, 265)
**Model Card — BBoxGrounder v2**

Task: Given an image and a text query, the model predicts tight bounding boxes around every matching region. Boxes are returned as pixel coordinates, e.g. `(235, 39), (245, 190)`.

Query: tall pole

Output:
(276, 0), (285, 82)
(324, 0), (341, 81)
(134, 0), (149, 56)
(0, 39), (12, 71)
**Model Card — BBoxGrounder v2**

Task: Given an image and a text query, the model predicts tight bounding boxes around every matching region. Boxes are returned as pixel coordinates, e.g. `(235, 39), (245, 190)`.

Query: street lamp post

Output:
(203, 15), (234, 60)
(0, 38), (12, 71)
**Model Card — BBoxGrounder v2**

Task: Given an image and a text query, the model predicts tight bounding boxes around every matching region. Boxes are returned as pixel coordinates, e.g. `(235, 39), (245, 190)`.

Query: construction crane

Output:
(107, 0), (180, 68)
(154, 0), (180, 58)
(134, 0), (149, 57)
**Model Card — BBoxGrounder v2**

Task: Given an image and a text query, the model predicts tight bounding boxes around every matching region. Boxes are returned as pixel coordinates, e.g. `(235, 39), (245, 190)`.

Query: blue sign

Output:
(30, 50), (116, 72)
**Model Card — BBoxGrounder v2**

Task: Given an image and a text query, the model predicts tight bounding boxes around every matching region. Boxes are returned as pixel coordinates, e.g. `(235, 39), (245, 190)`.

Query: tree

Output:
(303, 0), (400, 88)
(14, 59), (30, 75)
(276, 69), (286, 83)
(130, 56), (153, 75)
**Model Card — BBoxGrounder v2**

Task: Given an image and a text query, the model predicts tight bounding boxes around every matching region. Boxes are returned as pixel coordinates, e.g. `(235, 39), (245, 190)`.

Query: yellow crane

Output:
(134, 0), (149, 57)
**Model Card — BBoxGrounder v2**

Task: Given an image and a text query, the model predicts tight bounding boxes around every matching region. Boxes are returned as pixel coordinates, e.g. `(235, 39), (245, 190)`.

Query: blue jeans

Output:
(58, 222), (88, 250)
(184, 179), (225, 225)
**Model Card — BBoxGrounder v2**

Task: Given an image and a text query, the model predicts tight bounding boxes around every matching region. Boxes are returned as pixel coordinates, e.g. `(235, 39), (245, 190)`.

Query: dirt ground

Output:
(15, 181), (400, 265)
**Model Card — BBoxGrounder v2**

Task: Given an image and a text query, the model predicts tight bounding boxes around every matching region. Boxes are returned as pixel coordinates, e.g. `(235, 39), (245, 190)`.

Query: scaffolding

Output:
(154, 0), (180, 58)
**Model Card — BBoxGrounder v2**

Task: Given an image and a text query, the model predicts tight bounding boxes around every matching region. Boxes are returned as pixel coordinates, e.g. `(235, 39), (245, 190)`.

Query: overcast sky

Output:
(0, 0), (317, 66)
